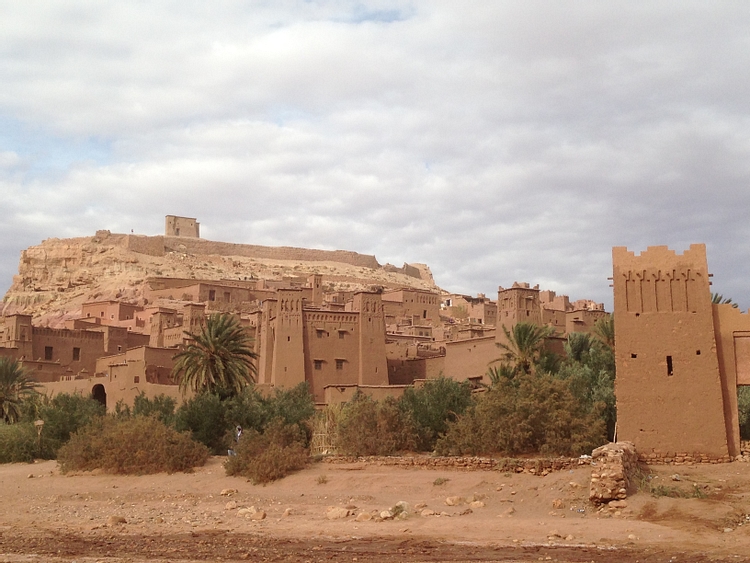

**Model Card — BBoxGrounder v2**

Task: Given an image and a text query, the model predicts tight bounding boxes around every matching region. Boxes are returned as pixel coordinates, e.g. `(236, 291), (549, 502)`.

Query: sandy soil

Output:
(1, 457), (750, 562)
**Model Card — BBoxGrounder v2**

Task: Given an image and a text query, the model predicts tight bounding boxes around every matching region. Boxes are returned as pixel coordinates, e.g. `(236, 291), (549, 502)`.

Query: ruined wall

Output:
(612, 244), (733, 459)
(589, 442), (638, 504)
(165, 215), (200, 238)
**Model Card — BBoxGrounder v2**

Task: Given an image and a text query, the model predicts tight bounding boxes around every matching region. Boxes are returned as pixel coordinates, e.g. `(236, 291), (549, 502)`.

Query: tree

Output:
(592, 316), (615, 349)
(493, 322), (555, 377)
(171, 313), (258, 396)
(0, 358), (38, 424)
(712, 293), (739, 309)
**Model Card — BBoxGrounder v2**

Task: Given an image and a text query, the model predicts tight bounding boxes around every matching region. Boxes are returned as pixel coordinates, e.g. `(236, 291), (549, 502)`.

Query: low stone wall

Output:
(589, 442), (638, 504)
(736, 440), (750, 462)
(636, 451), (732, 464)
(323, 454), (591, 475)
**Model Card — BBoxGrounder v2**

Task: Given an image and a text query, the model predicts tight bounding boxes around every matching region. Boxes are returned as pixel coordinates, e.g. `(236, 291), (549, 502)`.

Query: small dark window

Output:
(208, 290), (216, 301)
(287, 336), (291, 342)
(44, 346), (53, 361)
(314, 360), (322, 370)
(117, 345), (122, 352)
(317, 331), (323, 338)
(635, 313), (640, 317)
(100, 311), (105, 317)
(72, 347), (80, 361)
(666, 355), (674, 376)
(339, 332), (345, 339)
(134, 376), (140, 384)
(423, 310), (427, 319)
(696, 350), (701, 355)
(336, 359), (344, 370)
(631, 353), (637, 359)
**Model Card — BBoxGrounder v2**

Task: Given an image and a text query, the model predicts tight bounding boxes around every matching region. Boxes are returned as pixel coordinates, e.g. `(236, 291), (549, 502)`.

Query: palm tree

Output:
(712, 293), (739, 309)
(171, 313), (258, 396)
(565, 332), (593, 363)
(0, 357), (39, 423)
(592, 316), (615, 349)
(493, 322), (555, 377)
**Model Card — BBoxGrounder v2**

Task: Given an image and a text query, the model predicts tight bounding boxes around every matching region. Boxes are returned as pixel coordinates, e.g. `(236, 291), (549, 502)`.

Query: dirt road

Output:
(1, 457), (749, 562)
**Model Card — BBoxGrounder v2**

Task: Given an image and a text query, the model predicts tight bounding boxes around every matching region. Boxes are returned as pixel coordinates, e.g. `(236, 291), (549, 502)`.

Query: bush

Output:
(739, 387), (750, 440)
(133, 393), (177, 426)
(398, 377), (473, 451)
(0, 423), (38, 463)
(175, 383), (316, 455)
(38, 393), (106, 456)
(224, 418), (309, 484)
(435, 373), (606, 457)
(57, 415), (209, 474)
(336, 394), (415, 456)
(174, 392), (230, 454)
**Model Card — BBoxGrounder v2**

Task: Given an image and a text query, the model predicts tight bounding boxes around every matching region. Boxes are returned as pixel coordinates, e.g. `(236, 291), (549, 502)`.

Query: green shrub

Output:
(133, 393), (177, 426)
(398, 377), (473, 451)
(175, 383), (316, 455)
(336, 394), (415, 456)
(225, 418), (309, 483)
(174, 392), (230, 454)
(261, 383), (316, 442)
(0, 423), (38, 463)
(38, 393), (106, 456)
(435, 373), (606, 457)
(739, 387), (750, 440)
(57, 415), (209, 474)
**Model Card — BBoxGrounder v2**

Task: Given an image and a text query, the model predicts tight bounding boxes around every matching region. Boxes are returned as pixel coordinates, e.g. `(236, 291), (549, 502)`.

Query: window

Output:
(336, 359), (344, 370)
(208, 290), (216, 301)
(314, 360), (323, 370)
(224, 292), (231, 302)
(44, 346), (53, 361)
(72, 347), (80, 361)
(339, 331), (345, 339)
(117, 345), (122, 352)
(317, 331), (323, 339)
(134, 376), (140, 384)
(666, 355), (674, 376)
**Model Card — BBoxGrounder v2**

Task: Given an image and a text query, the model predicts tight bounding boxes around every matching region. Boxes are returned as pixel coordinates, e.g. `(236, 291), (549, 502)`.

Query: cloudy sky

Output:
(2, 1), (750, 310)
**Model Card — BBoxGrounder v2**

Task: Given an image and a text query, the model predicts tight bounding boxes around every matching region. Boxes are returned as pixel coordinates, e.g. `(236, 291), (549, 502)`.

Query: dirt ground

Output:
(1, 457), (750, 563)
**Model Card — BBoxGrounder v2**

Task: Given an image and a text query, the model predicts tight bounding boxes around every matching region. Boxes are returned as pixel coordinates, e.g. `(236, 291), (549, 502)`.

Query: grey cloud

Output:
(3, 2), (750, 312)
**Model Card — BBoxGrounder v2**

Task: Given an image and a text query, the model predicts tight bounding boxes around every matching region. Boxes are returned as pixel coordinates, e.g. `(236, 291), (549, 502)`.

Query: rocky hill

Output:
(1, 230), (438, 327)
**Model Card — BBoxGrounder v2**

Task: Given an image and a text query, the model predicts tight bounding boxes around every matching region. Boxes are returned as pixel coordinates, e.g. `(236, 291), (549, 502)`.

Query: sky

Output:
(2, 1), (750, 311)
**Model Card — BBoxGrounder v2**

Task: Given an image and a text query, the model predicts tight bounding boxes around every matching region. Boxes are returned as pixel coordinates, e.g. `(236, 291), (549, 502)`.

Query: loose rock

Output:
(326, 507), (350, 520)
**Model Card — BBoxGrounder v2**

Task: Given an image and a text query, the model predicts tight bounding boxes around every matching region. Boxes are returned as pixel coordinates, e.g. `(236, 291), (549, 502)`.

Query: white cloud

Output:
(2, 2), (750, 310)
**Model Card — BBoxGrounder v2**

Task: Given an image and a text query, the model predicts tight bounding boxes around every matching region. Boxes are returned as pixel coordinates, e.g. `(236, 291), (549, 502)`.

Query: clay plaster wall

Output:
(612, 244), (733, 458)
(381, 288), (442, 327)
(443, 335), (497, 384)
(165, 215), (200, 238)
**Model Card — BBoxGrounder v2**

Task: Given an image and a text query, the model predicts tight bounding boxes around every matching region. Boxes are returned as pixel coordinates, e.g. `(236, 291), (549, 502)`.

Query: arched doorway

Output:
(92, 384), (107, 408)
